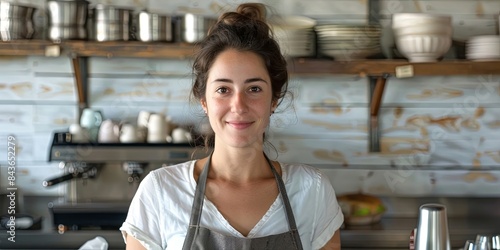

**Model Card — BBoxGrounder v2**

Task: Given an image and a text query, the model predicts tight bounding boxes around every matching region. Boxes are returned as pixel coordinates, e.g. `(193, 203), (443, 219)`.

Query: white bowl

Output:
(393, 24), (452, 37)
(396, 34), (451, 62)
(392, 13), (451, 29)
(269, 16), (316, 29)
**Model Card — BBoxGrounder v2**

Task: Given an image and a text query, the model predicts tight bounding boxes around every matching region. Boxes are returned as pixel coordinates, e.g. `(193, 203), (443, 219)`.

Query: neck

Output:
(209, 145), (273, 183)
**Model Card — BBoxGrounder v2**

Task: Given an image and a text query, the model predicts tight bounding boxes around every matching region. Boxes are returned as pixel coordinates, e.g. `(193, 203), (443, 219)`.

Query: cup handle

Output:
(94, 111), (103, 127)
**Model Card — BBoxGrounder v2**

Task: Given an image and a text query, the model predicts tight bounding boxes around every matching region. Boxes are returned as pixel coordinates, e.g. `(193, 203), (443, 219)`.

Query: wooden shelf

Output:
(0, 40), (197, 59)
(288, 59), (500, 77)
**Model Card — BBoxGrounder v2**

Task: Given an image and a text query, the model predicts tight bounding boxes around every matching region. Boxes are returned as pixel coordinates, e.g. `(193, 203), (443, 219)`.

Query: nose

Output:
(231, 91), (248, 114)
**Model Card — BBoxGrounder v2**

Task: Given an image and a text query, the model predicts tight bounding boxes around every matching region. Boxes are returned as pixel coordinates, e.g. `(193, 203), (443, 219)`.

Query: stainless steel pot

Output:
(0, 2), (36, 40)
(47, 0), (89, 26)
(0, 1), (36, 19)
(49, 25), (86, 41)
(181, 13), (216, 43)
(89, 4), (132, 41)
(0, 19), (34, 40)
(134, 11), (175, 42)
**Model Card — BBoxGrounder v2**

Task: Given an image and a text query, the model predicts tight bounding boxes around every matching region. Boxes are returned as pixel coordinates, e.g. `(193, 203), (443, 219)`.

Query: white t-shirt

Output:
(120, 160), (344, 250)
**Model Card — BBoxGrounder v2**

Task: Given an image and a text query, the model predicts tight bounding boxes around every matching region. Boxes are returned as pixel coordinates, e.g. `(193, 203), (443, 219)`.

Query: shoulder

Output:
(149, 161), (194, 179)
(280, 162), (332, 194)
(281, 162), (326, 183)
(140, 161), (195, 191)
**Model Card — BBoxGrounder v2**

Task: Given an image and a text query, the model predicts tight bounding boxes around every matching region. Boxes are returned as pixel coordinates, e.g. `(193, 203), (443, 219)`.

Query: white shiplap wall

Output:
(1, 0), (500, 197)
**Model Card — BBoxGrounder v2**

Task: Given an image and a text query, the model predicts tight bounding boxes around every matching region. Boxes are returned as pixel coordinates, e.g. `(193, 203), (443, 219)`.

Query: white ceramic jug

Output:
(147, 113), (167, 143)
(80, 108), (103, 142)
(98, 119), (120, 143)
(120, 124), (139, 143)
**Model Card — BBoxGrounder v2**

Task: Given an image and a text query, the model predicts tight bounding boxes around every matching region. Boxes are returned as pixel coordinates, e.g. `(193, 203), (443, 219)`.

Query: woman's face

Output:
(202, 49), (275, 149)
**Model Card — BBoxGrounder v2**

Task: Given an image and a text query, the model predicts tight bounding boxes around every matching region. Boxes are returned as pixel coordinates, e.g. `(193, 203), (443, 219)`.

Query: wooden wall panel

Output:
(0, 105), (34, 133)
(270, 106), (368, 138)
(382, 76), (500, 106)
(34, 77), (78, 102)
(268, 138), (369, 166)
(89, 76), (192, 104)
(281, 0), (367, 20)
(0, 73), (35, 101)
(30, 56), (73, 74)
(89, 59), (154, 75)
(33, 105), (77, 132)
(380, 107), (500, 140)
(295, 76), (369, 105)
(0, 56), (30, 72)
(323, 168), (500, 197)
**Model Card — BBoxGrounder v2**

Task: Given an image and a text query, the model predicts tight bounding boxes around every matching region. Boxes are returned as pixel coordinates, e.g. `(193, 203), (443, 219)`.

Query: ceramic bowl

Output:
(396, 34), (451, 62)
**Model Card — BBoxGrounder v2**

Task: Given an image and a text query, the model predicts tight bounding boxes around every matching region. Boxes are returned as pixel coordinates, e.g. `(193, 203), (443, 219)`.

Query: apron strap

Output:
(187, 152), (211, 227)
(264, 154), (303, 249)
(187, 152), (303, 249)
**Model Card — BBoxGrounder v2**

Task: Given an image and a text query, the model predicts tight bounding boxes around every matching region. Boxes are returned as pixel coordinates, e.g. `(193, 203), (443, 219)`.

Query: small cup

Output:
(120, 124), (139, 143)
(80, 108), (103, 142)
(98, 119), (120, 143)
(172, 127), (192, 143)
(147, 113), (166, 133)
(69, 124), (89, 143)
(137, 110), (151, 128)
(147, 113), (167, 143)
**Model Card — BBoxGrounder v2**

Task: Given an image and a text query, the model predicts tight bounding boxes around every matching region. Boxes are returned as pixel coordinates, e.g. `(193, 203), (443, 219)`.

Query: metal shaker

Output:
(415, 203), (451, 250)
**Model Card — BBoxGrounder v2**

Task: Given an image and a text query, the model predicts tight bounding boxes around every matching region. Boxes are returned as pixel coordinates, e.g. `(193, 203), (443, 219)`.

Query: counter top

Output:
(1, 217), (499, 249)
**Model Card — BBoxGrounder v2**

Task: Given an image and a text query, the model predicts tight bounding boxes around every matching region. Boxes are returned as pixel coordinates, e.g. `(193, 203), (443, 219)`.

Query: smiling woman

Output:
(120, 3), (344, 250)
(201, 49), (274, 149)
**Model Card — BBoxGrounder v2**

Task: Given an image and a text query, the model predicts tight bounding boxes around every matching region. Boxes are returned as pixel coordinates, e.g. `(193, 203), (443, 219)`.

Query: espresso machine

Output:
(45, 132), (208, 233)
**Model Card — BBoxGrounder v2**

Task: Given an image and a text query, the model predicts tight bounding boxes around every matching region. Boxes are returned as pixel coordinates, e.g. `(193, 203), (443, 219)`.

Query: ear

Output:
(201, 98), (207, 113)
(271, 100), (278, 112)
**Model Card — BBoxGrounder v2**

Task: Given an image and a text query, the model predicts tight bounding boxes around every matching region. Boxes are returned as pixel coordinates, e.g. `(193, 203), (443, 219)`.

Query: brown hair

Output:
(191, 3), (289, 148)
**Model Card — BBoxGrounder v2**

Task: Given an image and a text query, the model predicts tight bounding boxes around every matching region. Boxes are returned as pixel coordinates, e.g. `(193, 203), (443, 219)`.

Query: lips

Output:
(226, 121), (253, 129)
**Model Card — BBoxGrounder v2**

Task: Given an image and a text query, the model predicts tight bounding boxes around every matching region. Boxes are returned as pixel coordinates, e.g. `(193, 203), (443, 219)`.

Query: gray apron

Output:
(182, 153), (304, 250)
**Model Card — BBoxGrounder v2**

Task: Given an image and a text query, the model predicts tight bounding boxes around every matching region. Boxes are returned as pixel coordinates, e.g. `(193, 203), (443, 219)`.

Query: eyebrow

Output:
(211, 77), (268, 84)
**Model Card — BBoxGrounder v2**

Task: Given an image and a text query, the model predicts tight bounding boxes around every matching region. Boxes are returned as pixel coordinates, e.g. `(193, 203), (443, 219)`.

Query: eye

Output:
(216, 87), (229, 94)
(249, 86), (262, 92)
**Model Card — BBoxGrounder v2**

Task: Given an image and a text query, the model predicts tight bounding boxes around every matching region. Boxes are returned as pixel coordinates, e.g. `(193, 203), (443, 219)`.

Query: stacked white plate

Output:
(315, 24), (381, 61)
(270, 16), (316, 58)
(466, 35), (500, 61)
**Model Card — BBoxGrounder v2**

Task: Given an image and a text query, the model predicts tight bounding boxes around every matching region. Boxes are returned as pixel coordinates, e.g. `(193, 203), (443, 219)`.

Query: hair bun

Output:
(236, 3), (266, 22)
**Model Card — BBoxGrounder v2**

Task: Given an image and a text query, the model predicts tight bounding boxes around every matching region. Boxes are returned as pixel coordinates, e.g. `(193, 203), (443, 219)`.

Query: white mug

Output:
(69, 124), (89, 143)
(147, 113), (167, 133)
(98, 119), (120, 143)
(120, 124), (139, 143)
(80, 108), (103, 142)
(80, 108), (103, 128)
(137, 110), (151, 128)
(147, 113), (167, 143)
(172, 127), (192, 143)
